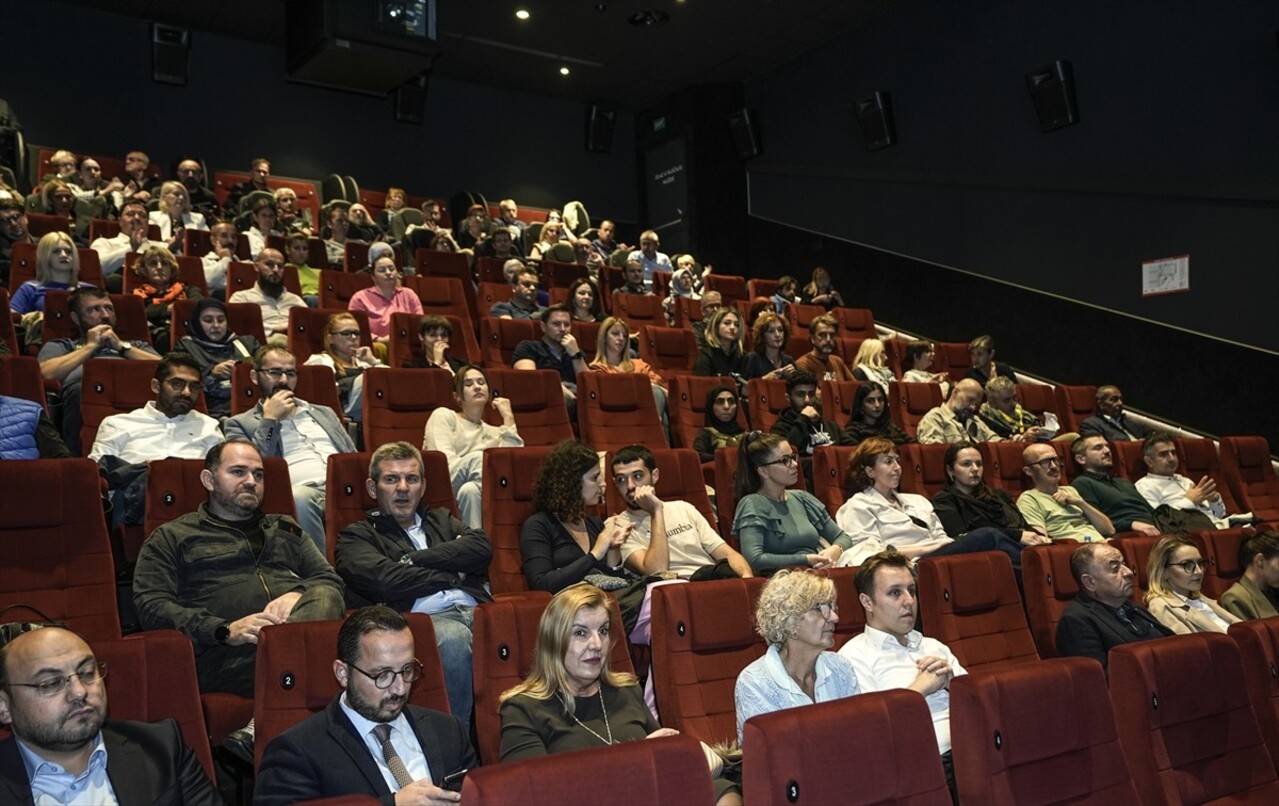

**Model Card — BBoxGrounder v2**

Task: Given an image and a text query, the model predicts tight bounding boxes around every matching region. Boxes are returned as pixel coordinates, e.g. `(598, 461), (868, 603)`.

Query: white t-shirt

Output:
(610, 500), (725, 577)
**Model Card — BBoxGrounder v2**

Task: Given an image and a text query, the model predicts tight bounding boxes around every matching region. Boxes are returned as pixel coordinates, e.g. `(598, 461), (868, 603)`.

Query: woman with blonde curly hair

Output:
(734, 569), (859, 742)
(1145, 536), (1240, 634)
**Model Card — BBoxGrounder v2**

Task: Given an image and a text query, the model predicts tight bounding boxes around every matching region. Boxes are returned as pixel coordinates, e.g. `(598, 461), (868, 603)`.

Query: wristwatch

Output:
(567, 352), (583, 361)
(119, 342), (132, 355)
(214, 623), (231, 644)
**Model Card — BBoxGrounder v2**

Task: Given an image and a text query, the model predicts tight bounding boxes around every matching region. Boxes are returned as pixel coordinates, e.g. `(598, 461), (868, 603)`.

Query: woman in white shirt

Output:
(149, 181), (208, 254)
(1145, 536), (1240, 634)
(422, 365), (523, 529)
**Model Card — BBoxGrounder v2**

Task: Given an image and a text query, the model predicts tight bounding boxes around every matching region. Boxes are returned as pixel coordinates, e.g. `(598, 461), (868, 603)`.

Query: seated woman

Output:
(527, 221), (564, 261)
(566, 277), (604, 323)
(499, 585), (741, 804)
(743, 311), (796, 381)
(589, 316), (668, 434)
(800, 266), (844, 310)
(735, 570), (859, 742)
(149, 180), (208, 254)
(521, 439), (633, 593)
(376, 186), (407, 235)
(10, 231), (94, 316)
(303, 312), (383, 421)
(1145, 536), (1241, 634)
(176, 298), (261, 417)
(40, 179), (90, 244)
(900, 339), (949, 397)
(245, 198), (281, 260)
(423, 364), (522, 530)
(456, 203), (491, 251)
(835, 437), (1025, 573)
(693, 307), (748, 378)
(693, 384), (747, 463)
(932, 445), (1050, 547)
(733, 432), (863, 575)
(850, 338), (895, 392)
(131, 244), (202, 351)
(430, 230), (460, 254)
(1221, 531), (1279, 620)
(662, 265), (700, 325)
(840, 383), (914, 446)
(348, 253), (423, 351)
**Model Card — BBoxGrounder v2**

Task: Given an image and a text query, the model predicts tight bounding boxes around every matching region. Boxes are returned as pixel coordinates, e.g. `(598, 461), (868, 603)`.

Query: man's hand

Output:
(1131, 521), (1160, 536)
(226, 613), (282, 646)
(561, 383), (576, 402)
(592, 521), (631, 560)
(85, 324), (117, 350)
(631, 484), (663, 515)
(126, 220), (149, 249)
(261, 389), (297, 421)
(1052, 488), (1082, 507)
(430, 339), (449, 365)
(800, 405), (821, 421)
(263, 591), (303, 621)
(1185, 476), (1218, 505)
(1019, 530), (1051, 546)
(393, 780), (461, 805)
(910, 656), (954, 696)
(560, 332), (580, 355)
(210, 359), (235, 379)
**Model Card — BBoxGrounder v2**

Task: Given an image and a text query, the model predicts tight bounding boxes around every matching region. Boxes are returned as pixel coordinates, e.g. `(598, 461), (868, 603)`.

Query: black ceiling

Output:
(60, 0), (902, 110)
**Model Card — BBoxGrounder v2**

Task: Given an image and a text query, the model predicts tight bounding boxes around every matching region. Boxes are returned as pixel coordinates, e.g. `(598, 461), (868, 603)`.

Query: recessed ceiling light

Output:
(515, 9), (530, 21)
(559, 66), (571, 76)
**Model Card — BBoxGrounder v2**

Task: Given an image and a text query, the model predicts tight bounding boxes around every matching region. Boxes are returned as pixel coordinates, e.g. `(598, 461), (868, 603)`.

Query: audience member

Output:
(200, 222), (239, 296)
(901, 339), (949, 396)
(1220, 531), (1279, 620)
(663, 265), (701, 326)
(149, 181), (208, 254)
(965, 335), (1016, 385)
(978, 376), (1072, 442)
(616, 257), (650, 296)
(589, 316), (669, 432)
(1136, 432), (1243, 529)
(174, 159), (220, 218)
(130, 244), (202, 351)
(1016, 443), (1115, 542)
(917, 378), (1002, 445)
(224, 157), (272, 215)
(110, 149), (162, 206)
(769, 370), (838, 484)
(303, 312), (384, 421)
(90, 198), (163, 278)
(743, 311), (796, 380)
(800, 266), (844, 309)
(9, 232), (93, 317)
(491, 266), (545, 320)
(255, 606), (475, 806)
(273, 187), (313, 236)
(376, 186), (408, 235)
(512, 304), (587, 417)
(284, 232), (322, 306)
(323, 204), (353, 268)
(244, 198), (281, 261)
(1144, 536), (1240, 634)
(1055, 543), (1172, 671)
(566, 277), (604, 322)
(39, 179), (98, 244)
(1079, 384), (1147, 441)
(1070, 435), (1160, 535)
(406, 314), (467, 374)
(850, 338), (896, 391)
(0, 198), (36, 286)
(794, 314), (854, 382)
(0, 625), (221, 805)
(404, 199), (444, 254)
(228, 247), (306, 344)
(840, 382), (913, 446)
(693, 384), (748, 463)
(932, 445), (1050, 545)
(0, 394), (71, 458)
(770, 275), (798, 314)
(625, 230), (672, 289)
(590, 218), (628, 262)
(472, 226), (520, 263)
(454, 204), (491, 251)
(176, 298), (260, 417)
(336, 442), (493, 723)
(693, 306), (747, 377)
(69, 158), (116, 218)
(347, 203), (383, 242)
(691, 291), (723, 350)
(348, 254), (422, 347)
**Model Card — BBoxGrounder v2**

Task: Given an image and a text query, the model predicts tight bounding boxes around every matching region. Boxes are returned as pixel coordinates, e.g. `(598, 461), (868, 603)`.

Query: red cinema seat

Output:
(1220, 435), (1279, 523)
(1021, 542), (1084, 658)
(668, 374), (741, 452)
(984, 441), (1033, 495)
(933, 342), (971, 384)
(484, 367), (574, 447)
(637, 325), (698, 384)
(1109, 439), (1146, 480)
(229, 361), (344, 421)
(747, 277), (779, 300)
(827, 566), (868, 648)
(287, 307), (372, 364)
(896, 442), (950, 497)
(473, 256), (509, 285)
(672, 295), (703, 329)
(171, 299), (266, 345)
(1054, 384), (1097, 435)
(361, 366), (454, 449)
(890, 381), (943, 439)
(819, 379), (865, 430)
(0, 355), (48, 411)
(1228, 617), (1279, 774)
(744, 691), (952, 806)
(318, 269), (373, 309)
(478, 316), (539, 369)
(831, 306), (876, 339)
(950, 657), (1139, 804)
(253, 614), (451, 770)
(477, 282), (512, 316)
(539, 260), (588, 290)
(745, 377), (790, 433)
(1014, 383), (1060, 425)
(481, 446), (554, 595)
(1176, 437), (1246, 515)
(810, 446), (857, 519)
(611, 292), (665, 331)
(387, 311), (479, 368)
(916, 551), (1040, 671)
(703, 273), (748, 305)
(784, 303), (827, 339)
(577, 372), (668, 455)
(1110, 633), (1279, 804)
(403, 275), (473, 328)
(1199, 527), (1254, 599)
(79, 358), (209, 453)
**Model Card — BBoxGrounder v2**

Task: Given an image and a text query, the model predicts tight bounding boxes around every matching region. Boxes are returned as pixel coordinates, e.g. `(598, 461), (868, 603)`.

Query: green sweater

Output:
(1072, 472), (1154, 532)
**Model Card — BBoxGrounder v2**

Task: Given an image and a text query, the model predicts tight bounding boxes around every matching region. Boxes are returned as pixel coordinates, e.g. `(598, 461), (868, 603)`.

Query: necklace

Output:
(558, 687), (614, 746)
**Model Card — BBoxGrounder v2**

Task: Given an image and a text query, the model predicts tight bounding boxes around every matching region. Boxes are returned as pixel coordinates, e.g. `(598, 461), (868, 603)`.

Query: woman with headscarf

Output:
(176, 298), (261, 417)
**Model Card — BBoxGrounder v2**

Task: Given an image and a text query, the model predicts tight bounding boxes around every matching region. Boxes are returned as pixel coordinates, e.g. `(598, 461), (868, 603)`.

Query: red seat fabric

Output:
(672, 296), (703, 329)
(477, 282), (512, 316)
(1227, 617), (1279, 774)
(747, 277), (779, 300)
(637, 325), (698, 383)
(0, 459), (121, 640)
(668, 374), (741, 451)
(744, 690), (952, 806)
(611, 292), (665, 331)
(577, 372), (667, 455)
(253, 614), (451, 770)
(983, 441), (1033, 495)
(387, 311), (480, 368)
(890, 381), (944, 440)
(1110, 633), (1279, 804)
(827, 566), (868, 648)
(896, 442), (951, 498)
(481, 446), (554, 595)
(483, 367), (574, 447)
(1053, 384), (1097, 435)
(745, 377), (790, 433)
(361, 366), (454, 449)
(318, 269), (373, 309)
(703, 273), (749, 305)
(286, 307), (373, 364)
(229, 361), (345, 420)
(831, 306), (876, 339)
(1109, 439), (1146, 480)
(1199, 527), (1254, 599)
(819, 379), (865, 430)
(79, 359), (209, 452)
(810, 445), (857, 519)
(1014, 383), (1060, 425)
(478, 316), (539, 369)
(0, 355), (48, 411)
(145, 456), (295, 543)
(403, 275), (473, 329)
(916, 551), (1040, 671)
(933, 342), (971, 384)
(950, 657), (1139, 805)
(784, 302), (826, 337)
(461, 735), (715, 806)
(1021, 542), (1084, 658)
(1220, 435), (1279, 522)
(649, 577), (767, 743)
(414, 249), (477, 320)
(539, 260), (588, 289)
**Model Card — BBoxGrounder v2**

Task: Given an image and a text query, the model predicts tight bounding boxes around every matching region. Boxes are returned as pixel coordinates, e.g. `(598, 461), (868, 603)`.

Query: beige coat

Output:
(1147, 591), (1241, 634)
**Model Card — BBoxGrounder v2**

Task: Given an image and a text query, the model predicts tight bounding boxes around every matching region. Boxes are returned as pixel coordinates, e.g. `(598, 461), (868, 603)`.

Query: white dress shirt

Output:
(88, 401), (223, 464)
(1135, 473), (1229, 528)
(338, 693), (432, 791)
(276, 401), (340, 485)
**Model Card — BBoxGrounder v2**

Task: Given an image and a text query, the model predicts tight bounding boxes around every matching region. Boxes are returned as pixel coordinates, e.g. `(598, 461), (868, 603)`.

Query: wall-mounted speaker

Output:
(152, 23), (190, 86)
(855, 91), (895, 151)
(585, 105), (616, 154)
(1026, 60), (1078, 132)
(394, 74), (429, 124)
(728, 108), (761, 160)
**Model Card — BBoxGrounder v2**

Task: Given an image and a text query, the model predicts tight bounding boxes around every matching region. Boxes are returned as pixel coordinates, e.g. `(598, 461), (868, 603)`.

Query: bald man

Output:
(917, 379), (1003, 445)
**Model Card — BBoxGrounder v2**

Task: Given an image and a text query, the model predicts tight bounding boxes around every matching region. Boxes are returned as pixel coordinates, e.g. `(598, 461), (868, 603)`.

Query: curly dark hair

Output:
(531, 439), (599, 521)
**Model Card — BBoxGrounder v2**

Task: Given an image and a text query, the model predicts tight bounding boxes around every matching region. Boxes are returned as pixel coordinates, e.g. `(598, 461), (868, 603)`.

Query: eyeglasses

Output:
(761, 452), (800, 468)
(1027, 457), (1062, 469)
(331, 330), (361, 338)
(348, 659), (423, 690)
(163, 379), (203, 393)
(1168, 559), (1208, 573)
(8, 662), (107, 697)
(0, 213), (26, 225)
(258, 368), (298, 379)
(810, 602), (838, 620)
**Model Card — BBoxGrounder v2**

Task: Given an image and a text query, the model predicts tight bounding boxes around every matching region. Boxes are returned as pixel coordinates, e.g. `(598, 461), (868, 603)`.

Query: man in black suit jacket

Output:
(0, 625), (219, 806)
(1056, 543), (1172, 671)
(1078, 385), (1148, 442)
(256, 606), (476, 806)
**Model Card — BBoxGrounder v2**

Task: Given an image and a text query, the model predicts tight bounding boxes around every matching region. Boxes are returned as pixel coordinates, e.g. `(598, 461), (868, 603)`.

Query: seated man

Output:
(38, 287), (161, 453)
(284, 232), (322, 307)
(0, 624), (220, 804)
(625, 229), (672, 290)
(89, 198), (164, 279)
(1055, 542), (1172, 671)
(1070, 435), (1159, 535)
(840, 550), (966, 792)
(200, 222), (240, 297)
(1135, 431), (1247, 530)
(512, 303), (587, 418)
(917, 379), (1002, 445)
(0, 198), (37, 287)
(978, 376), (1075, 442)
(964, 334), (1016, 385)
(406, 314), (467, 374)
(255, 606), (475, 806)
(228, 247), (306, 345)
(793, 314), (854, 382)
(1079, 385), (1147, 441)
(489, 266), (545, 320)
(590, 218), (628, 262)
(225, 157), (272, 216)
(133, 438), (345, 760)
(607, 445), (753, 580)
(323, 204), (353, 268)
(336, 442), (493, 723)
(404, 199), (443, 254)
(109, 149), (162, 207)
(768, 370), (839, 487)
(473, 224), (521, 263)
(0, 394), (71, 458)
(690, 291), (722, 350)
(274, 187), (313, 236)
(616, 257), (651, 296)
(174, 159), (221, 219)
(222, 346), (357, 553)
(1016, 443), (1114, 542)
(1220, 531), (1279, 620)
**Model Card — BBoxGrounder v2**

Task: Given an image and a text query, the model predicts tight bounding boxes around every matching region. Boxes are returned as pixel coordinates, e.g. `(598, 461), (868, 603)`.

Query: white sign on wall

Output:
(1141, 254), (1190, 297)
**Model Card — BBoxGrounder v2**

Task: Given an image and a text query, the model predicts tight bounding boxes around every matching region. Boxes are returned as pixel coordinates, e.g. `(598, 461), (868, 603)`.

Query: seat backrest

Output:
(1199, 527), (1252, 599)
(891, 381), (944, 438)
(227, 260), (303, 297)
(1054, 384), (1097, 434)
(819, 379), (865, 430)
(171, 299), (266, 345)
(94, 632), (217, 784)
(650, 577), (767, 743)
(1227, 617), (1279, 775)
(703, 273), (748, 304)
(637, 325), (698, 382)
(1110, 633), (1279, 804)
(667, 374), (742, 451)
(539, 260), (588, 290)
(827, 566), (868, 647)
(577, 372), (668, 455)
(477, 281), (513, 315)
(745, 377), (790, 433)
(481, 446), (554, 594)
(462, 735), (714, 806)
(983, 441), (1033, 495)
(831, 306), (876, 339)
(362, 366), (454, 449)
(810, 445), (857, 520)
(318, 269), (374, 309)
(744, 690), (952, 806)
(342, 241), (372, 273)
(950, 657), (1139, 805)
(287, 307), (373, 364)
(229, 361), (345, 420)
(1014, 383), (1059, 423)
(896, 442), (951, 498)
(673, 295), (702, 329)
(387, 311), (480, 368)
(403, 275), (473, 327)
(42, 291), (151, 346)
(747, 277), (779, 300)
(603, 447), (715, 528)
(79, 359), (210, 451)
(0, 355), (48, 412)
(916, 551), (1040, 671)
(1220, 435), (1279, 521)
(478, 316), (540, 368)
(254, 614), (451, 770)
(0, 459), (121, 640)
(1109, 439), (1146, 481)
(612, 292), (665, 331)
(324, 450), (457, 566)
(784, 302), (825, 337)
(470, 592), (635, 765)
(1021, 542), (1084, 658)
(144, 456), (296, 539)
(481, 367), (574, 447)
(1175, 437), (1244, 514)
(932, 342), (970, 384)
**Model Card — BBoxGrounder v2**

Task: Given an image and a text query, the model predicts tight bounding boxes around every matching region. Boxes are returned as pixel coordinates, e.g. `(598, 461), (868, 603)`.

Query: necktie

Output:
(373, 723), (415, 789)
(1114, 604), (1149, 636)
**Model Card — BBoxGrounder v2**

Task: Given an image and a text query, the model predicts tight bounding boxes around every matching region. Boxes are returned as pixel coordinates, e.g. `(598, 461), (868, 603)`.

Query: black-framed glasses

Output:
(1027, 457), (1062, 469)
(8, 661), (107, 697)
(331, 330), (361, 338)
(761, 452), (800, 468)
(348, 660), (423, 690)
(258, 368), (298, 379)
(1168, 559), (1208, 573)
(810, 602), (838, 620)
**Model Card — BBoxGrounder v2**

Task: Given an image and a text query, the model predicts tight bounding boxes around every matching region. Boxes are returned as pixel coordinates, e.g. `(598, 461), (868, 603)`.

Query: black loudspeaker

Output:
(728, 108), (761, 160)
(152, 23), (190, 86)
(1025, 60), (1078, 132)
(585, 105), (616, 154)
(394, 75), (428, 124)
(855, 92), (896, 151)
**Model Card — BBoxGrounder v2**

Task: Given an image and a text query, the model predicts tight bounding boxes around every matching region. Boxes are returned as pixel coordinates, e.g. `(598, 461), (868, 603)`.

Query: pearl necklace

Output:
(559, 687), (614, 746)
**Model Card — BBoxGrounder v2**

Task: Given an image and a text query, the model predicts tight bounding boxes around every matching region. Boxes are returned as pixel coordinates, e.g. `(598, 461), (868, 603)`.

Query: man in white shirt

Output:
(228, 248), (306, 343)
(624, 229), (672, 290)
(1135, 432), (1248, 529)
(201, 222), (240, 296)
(839, 550), (966, 793)
(89, 199), (163, 280)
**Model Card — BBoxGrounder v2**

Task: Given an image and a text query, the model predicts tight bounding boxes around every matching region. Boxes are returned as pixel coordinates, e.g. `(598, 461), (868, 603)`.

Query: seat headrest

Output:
(593, 380), (642, 412)
(1236, 438), (1270, 466)
(687, 584), (757, 649)
(950, 560), (1000, 613)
